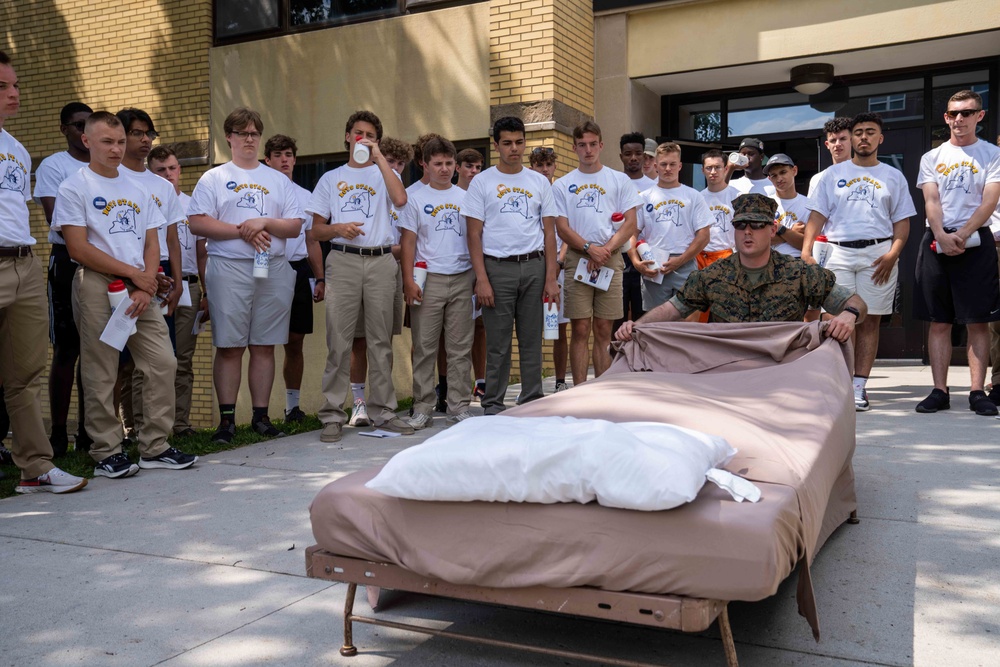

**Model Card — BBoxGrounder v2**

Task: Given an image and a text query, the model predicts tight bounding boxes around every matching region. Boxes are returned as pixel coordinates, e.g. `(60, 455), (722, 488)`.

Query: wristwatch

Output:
(582, 242), (592, 253)
(776, 226), (786, 237)
(844, 306), (860, 321)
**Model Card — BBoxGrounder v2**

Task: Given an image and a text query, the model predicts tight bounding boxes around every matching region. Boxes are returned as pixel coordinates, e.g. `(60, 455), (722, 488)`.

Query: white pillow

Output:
(365, 416), (737, 511)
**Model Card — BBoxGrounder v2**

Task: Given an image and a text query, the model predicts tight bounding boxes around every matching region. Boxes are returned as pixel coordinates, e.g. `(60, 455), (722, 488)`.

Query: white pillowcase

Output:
(365, 416), (738, 511)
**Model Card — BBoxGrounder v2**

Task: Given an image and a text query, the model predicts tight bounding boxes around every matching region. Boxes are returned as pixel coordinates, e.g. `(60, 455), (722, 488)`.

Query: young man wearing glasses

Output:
(189, 107), (304, 442)
(616, 194), (866, 342)
(912, 89), (1000, 416)
(34, 101), (93, 456)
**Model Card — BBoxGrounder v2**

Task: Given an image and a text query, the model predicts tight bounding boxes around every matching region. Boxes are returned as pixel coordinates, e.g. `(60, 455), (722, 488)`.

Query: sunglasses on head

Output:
(531, 147), (554, 156)
(732, 220), (771, 230)
(945, 108), (981, 118)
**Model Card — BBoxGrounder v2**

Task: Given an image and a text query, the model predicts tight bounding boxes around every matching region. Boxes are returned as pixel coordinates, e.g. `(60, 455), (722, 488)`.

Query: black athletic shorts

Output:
(913, 227), (1000, 324)
(47, 244), (80, 364)
(288, 259), (314, 335)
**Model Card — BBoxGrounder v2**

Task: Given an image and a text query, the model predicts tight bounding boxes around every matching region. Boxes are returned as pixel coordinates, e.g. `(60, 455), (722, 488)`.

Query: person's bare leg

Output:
(570, 318), (592, 386)
(967, 323), (991, 393)
(854, 315), (881, 378)
(283, 333), (305, 390)
(927, 322), (952, 392)
(214, 347), (245, 405)
(350, 337), (367, 384)
(591, 318), (613, 378)
(554, 323), (568, 382)
(247, 345), (276, 408)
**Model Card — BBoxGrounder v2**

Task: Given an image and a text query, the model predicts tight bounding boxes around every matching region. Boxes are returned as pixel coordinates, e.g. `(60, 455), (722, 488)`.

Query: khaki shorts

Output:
(563, 248), (624, 321)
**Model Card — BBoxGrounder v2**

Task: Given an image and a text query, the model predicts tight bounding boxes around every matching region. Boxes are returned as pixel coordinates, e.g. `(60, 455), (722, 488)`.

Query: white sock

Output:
(852, 376), (867, 392)
(285, 389), (300, 412)
(475, 378), (485, 386)
(351, 383), (366, 402)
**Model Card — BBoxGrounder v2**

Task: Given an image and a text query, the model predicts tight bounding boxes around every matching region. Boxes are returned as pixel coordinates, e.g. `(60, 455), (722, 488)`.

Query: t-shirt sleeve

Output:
(33, 158), (64, 201)
(985, 150), (1000, 185)
(462, 177), (486, 222)
(162, 189), (186, 226)
(811, 174), (833, 219)
(888, 171), (918, 222)
(619, 173), (644, 213)
(916, 151), (937, 188)
(51, 180), (85, 231)
(146, 192), (167, 230)
(635, 198), (649, 235)
(279, 178), (305, 222)
(806, 172), (821, 199)
(188, 171), (218, 218)
(552, 178), (569, 218)
(397, 198), (419, 234)
(690, 192), (713, 230)
(539, 181), (558, 218)
(305, 174), (331, 219)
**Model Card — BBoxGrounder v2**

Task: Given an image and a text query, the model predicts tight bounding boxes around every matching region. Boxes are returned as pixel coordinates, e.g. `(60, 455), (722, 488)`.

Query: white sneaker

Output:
(15, 467), (88, 494)
(447, 411), (475, 424)
(854, 387), (870, 412)
(408, 413), (433, 430)
(348, 399), (371, 427)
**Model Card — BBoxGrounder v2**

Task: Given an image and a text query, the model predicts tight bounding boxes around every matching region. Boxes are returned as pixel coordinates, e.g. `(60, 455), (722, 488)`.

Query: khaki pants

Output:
(172, 280), (202, 432)
(0, 253), (54, 479)
(73, 267), (176, 462)
(319, 251), (397, 426)
(991, 246), (1000, 387)
(410, 270), (475, 416)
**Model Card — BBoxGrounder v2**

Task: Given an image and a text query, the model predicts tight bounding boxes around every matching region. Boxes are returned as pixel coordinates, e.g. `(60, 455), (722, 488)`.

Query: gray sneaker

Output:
(446, 410), (475, 424)
(408, 413), (433, 430)
(376, 416), (415, 435)
(320, 422), (343, 443)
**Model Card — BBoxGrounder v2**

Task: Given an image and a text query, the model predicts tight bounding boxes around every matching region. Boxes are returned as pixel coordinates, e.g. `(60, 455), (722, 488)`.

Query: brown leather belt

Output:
(0, 246), (33, 258)
(484, 250), (544, 262)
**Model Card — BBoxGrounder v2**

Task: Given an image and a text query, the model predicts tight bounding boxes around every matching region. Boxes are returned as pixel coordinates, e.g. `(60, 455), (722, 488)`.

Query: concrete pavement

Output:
(1, 365), (998, 666)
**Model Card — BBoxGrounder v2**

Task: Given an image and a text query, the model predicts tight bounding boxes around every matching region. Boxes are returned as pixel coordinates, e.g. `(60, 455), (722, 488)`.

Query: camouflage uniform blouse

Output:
(670, 251), (852, 322)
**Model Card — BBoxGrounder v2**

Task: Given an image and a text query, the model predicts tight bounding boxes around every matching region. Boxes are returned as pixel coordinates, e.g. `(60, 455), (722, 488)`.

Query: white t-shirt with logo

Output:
(52, 167), (165, 271)
(552, 166), (643, 246)
(34, 150), (88, 245)
(730, 175), (775, 197)
(0, 129), (33, 246)
(771, 194), (815, 258)
(630, 174), (656, 193)
(463, 166), (557, 257)
(917, 140), (1000, 231)
(810, 161), (917, 241)
(637, 184), (713, 255)
(120, 165), (185, 263)
(189, 161), (303, 259)
(807, 170), (825, 199)
(699, 186), (740, 252)
(284, 181), (314, 262)
(306, 164), (400, 248)
(399, 184), (470, 275)
(176, 192), (204, 277)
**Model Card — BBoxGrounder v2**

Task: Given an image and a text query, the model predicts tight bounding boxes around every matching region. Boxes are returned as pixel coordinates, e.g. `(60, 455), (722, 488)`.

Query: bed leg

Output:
(340, 583), (358, 657)
(719, 605), (739, 667)
(848, 510), (860, 524)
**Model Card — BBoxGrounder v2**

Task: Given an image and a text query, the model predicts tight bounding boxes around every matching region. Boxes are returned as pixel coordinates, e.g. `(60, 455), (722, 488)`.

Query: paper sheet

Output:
(179, 281), (192, 307)
(471, 295), (483, 320)
(573, 258), (614, 291)
(99, 298), (137, 351)
(360, 429), (402, 438)
(191, 310), (208, 335)
(309, 278), (317, 295)
(642, 248), (673, 285)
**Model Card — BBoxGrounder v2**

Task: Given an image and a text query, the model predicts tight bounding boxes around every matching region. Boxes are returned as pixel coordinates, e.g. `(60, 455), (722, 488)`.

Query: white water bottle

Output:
(107, 279), (137, 335)
(412, 261), (428, 306)
(931, 230), (981, 253)
(156, 266), (169, 314)
(253, 248), (270, 278)
(813, 235), (831, 268)
(728, 152), (749, 168)
(543, 297), (559, 340)
(635, 239), (655, 265)
(352, 135), (370, 164)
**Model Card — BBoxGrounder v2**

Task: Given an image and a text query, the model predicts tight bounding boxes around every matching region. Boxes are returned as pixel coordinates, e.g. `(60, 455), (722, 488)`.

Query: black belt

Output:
(485, 250), (544, 263)
(0, 245), (32, 258)
(51, 243), (71, 260)
(828, 237), (891, 249)
(184, 275), (199, 284)
(330, 243), (393, 257)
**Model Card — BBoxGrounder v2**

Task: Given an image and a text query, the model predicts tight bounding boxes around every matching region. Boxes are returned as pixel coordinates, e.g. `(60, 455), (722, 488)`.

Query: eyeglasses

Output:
(65, 121), (86, 132)
(703, 165), (724, 172)
(231, 131), (261, 141)
(732, 220), (772, 230)
(945, 108), (981, 118)
(128, 129), (159, 140)
(531, 147), (554, 157)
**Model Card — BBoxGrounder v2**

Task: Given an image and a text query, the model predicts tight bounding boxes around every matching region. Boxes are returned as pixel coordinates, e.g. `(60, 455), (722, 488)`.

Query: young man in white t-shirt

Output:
(912, 90), (1000, 416)
(148, 145), (208, 436)
(263, 134), (325, 423)
(34, 101), (93, 456)
(642, 137), (657, 181)
(456, 147), (489, 399)
(630, 142), (712, 313)
(0, 51), (87, 493)
(188, 107), (304, 442)
(465, 116), (560, 414)
(399, 137), (475, 427)
(554, 121), (641, 386)
(807, 117), (852, 197)
(764, 153), (814, 259)
(698, 149), (739, 267)
(728, 138), (774, 196)
(307, 110), (409, 442)
(53, 111), (196, 479)
(616, 132), (655, 339)
(803, 112), (917, 411)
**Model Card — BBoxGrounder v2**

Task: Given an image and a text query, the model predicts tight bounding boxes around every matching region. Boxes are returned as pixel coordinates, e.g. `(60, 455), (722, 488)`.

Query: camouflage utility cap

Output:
(732, 193), (777, 223)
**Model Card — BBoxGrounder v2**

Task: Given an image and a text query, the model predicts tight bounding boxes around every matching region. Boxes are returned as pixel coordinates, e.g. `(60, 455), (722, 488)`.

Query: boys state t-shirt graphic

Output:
(339, 181), (374, 219)
(230, 180), (266, 215)
(94, 194), (141, 238)
(425, 202), (462, 236)
(646, 199), (683, 227)
(571, 183), (603, 214)
(497, 183), (534, 220)
(1, 152), (28, 195)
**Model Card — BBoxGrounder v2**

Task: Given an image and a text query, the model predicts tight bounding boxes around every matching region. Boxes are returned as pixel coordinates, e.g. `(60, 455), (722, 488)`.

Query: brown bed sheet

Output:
(310, 322), (857, 638)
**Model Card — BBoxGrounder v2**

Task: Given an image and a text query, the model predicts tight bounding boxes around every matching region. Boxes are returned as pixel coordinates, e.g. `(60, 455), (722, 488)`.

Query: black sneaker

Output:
(434, 383), (448, 414)
(251, 416), (285, 438)
(49, 431), (69, 458)
(916, 388), (950, 413)
(969, 390), (998, 416)
(284, 406), (306, 423)
(138, 446), (197, 470)
(0, 444), (13, 465)
(94, 453), (140, 479)
(212, 419), (236, 444)
(988, 385), (1000, 407)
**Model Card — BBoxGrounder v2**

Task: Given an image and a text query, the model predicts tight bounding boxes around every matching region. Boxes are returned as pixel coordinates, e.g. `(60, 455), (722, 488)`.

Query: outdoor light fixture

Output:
(791, 63), (834, 95)
(809, 84), (849, 113)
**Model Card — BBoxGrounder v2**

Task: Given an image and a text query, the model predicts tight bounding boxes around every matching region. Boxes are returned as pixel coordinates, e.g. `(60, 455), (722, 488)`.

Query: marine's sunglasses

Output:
(945, 108), (981, 118)
(732, 220), (772, 230)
